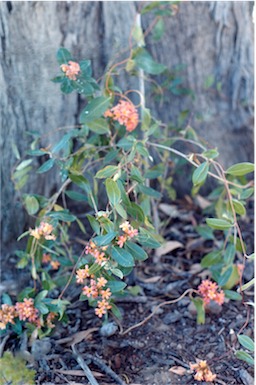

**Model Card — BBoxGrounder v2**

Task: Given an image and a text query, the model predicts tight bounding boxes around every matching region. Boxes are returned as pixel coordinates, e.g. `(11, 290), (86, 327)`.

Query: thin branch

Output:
(71, 346), (99, 385)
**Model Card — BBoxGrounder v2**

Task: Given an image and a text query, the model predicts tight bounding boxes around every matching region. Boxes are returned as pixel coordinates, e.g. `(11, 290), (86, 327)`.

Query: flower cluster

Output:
(117, 221), (138, 248)
(15, 298), (39, 325)
(85, 241), (108, 266)
(0, 304), (17, 330)
(198, 279), (225, 306)
(60, 61), (80, 80)
(0, 298), (40, 330)
(190, 360), (216, 382)
(104, 100), (139, 132)
(46, 312), (58, 328)
(30, 222), (56, 241)
(76, 270), (112, 318)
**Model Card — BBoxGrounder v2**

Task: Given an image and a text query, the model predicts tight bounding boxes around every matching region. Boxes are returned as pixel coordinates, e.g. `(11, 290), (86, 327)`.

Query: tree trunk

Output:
(0, 1), (254, 251)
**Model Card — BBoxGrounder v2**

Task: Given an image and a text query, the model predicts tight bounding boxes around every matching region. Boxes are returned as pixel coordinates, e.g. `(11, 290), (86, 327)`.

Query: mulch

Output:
(2, 197), (254, 385)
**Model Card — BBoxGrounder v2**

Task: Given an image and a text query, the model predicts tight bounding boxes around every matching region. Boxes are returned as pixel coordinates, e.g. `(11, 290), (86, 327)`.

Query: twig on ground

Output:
(84, 353), (126, 385)
(119, 288), (194, 336)
(71, 345), (99, 385)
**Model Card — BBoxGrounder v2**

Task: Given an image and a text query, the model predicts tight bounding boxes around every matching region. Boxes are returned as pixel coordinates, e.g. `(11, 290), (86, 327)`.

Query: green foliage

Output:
(0, 352), (36, 385)
(7, 6), (253, 374)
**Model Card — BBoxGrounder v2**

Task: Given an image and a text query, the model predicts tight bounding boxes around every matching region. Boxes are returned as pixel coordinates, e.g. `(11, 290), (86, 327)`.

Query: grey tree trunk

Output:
(0, 1), (254, 251)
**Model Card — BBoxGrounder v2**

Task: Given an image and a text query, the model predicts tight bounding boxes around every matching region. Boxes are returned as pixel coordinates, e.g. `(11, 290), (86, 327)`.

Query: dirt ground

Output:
(2, 197), (254, 385)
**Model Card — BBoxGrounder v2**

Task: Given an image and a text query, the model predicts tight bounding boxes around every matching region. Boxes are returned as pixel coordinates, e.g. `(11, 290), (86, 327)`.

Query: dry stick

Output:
(119, 288), (194, 336)
(58, 247), (86, 300)
(85, 353), (126, 385)
(0, 334), (10, 358)
(71, 345), (99, 385)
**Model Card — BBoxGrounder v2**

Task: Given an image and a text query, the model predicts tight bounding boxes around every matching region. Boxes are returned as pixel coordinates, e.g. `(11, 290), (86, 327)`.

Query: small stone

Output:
(100, 322), (118, 337)
(31, 339), (52, 360)
(205, 301), (222, 315)
(188, 301), (197, 315)
(239, 369), (254, 385)
(163, 310), (182, 325)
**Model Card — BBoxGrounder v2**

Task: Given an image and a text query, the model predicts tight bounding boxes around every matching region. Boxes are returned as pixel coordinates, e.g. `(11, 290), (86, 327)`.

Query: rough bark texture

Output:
(0, 1), (254, 251)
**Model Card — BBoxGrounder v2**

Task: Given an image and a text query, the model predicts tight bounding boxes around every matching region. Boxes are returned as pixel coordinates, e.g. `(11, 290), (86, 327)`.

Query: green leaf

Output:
(132, 25), (145, 46)
(16, 159), (33, 171)
(133, 48), (166, 74)
(115, 204), (127, 219)
(226, 162), (254, 176)
(138, 228), (161, 249)
(240, 187), (254, 200)
(231, 199), (246, 216)
(192, 162), (209, 186)
(52, 133), (71, 154)
(35, 290), (48, 303)
(60, 78), (73, 94)
(69, 174), (91, 194)
(24, 195), (39, 215)
(79, 60), (92, 77)
(241, 278), (255, 292)
(37, 158), (55, 174)
(125, 241), (148, 261)
(110, 268), (124, 279)
(93, 232), (117, 247)
(206, 218), (233, 230)
(238, 335), (254, 352)
(105, 179), (121, 206)
(218, 266), (233, 287)
(196, 226), (215, 240)
(192, 298), (205, 325)
(152, 18), (165, 40)
(65, 190), (87, 202)
(224, 244), (236, 265)
(202, 149), (219, 159)
(112, 246), (135, 267)
(48, 210), (76, 222)
(86, 118), (110, 134)
(223, 290), (242, 301)
(56, 47), (72, 65)
(201, 251), (222, 268)
(107, 281), (127, 293)
(126, 202), (145, 222)
(86, 214), (100, 235)
(110, 303), (122, 319)
(138, 185), (162, 199)
(80, 96), (111, 123)
(235, 350), (254, 366)
(2, 293), (12, 305)
(95, 165), (119, 179)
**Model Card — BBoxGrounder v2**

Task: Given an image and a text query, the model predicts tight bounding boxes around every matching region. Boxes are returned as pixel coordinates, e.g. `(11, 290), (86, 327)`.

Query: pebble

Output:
(100, 321), (118, 337)
(31, 339), (52, 360)
(239, 369), (254, 385)
(162, 310), (182, 324)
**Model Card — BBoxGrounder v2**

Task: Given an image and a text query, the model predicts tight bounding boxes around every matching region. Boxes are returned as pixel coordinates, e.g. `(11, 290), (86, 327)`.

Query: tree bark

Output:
(0, 1), (254, 250)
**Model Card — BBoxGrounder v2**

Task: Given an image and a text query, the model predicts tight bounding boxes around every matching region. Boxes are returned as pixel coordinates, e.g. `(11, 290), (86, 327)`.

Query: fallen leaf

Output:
(195, 195), (211, 209)
(56, 327), (98, 346)
(159, 203), (180, 218)
(169, 365), (188, 376)
(138, 275), (162, 283)
(156, 241), (183, 257)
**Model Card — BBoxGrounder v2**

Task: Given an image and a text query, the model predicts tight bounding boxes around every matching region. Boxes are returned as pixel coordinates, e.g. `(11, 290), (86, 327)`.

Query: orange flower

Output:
(15, 298), (39, 324)
(190, 360), (216, 382)
(198, 279), (225, 306)
(0, 304), (17, 329)
(96, 277), (107, 289)
(104, 100), (139, 132)
(42, 253), (52, 264)
(76, 265), (90, 283)
(60, 61), (80, 80)
(50, 260), (60, 270)
(117, 235), (127, 248)
(46, 312), (57, 328)
(100, 288), (112, 300)
(30, 221), (56, 241)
